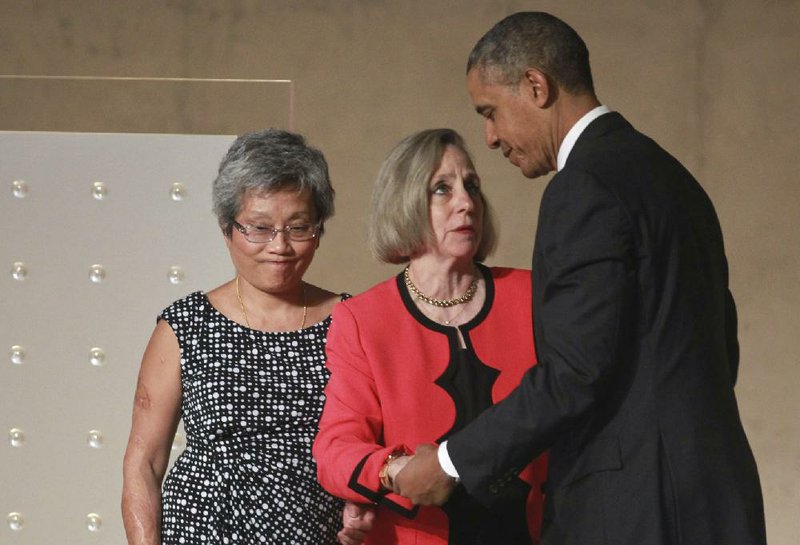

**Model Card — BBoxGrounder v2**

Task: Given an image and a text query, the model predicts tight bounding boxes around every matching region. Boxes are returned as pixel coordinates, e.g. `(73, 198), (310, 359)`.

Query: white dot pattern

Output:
(159, 291), (344, 544)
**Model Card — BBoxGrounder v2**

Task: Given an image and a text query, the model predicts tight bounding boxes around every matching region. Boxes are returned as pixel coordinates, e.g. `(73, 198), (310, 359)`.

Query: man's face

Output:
(467, 68), (555, 179)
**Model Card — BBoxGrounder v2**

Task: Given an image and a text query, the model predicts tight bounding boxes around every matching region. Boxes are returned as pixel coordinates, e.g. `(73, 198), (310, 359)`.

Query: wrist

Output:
(378, 450), (406, 491)
(437, 441), (461, 481)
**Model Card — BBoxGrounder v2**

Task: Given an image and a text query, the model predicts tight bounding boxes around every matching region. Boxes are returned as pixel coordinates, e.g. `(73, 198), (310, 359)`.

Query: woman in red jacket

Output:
(314, 128), (547, 545)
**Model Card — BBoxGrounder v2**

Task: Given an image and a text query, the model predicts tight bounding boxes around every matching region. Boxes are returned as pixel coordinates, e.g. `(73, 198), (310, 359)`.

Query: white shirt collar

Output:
(557, 105), (612, 171)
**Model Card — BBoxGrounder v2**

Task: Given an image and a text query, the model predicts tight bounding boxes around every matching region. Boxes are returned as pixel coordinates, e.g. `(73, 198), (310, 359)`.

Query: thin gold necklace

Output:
(404, 266), (479, 308)
(235, 275), (307, 330)
(441, 302), (470, 326)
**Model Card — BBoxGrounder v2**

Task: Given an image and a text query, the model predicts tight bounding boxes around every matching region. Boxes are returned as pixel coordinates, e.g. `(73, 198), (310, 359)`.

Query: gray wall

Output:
(1, 1), (798, 542)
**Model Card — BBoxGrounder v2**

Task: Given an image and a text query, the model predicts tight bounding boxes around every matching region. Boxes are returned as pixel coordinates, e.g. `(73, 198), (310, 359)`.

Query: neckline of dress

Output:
(198, 291), (333, 335)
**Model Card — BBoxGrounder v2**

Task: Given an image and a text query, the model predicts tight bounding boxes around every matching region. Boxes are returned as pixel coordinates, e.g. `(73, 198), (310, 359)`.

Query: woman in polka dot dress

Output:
(122, 129), (354, 544)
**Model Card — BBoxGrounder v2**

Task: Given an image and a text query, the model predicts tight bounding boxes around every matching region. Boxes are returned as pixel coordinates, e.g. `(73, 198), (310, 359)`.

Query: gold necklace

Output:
(235, 275), (307, 330)
(441, 302), (470, 326)
(403, 266), (479, 308)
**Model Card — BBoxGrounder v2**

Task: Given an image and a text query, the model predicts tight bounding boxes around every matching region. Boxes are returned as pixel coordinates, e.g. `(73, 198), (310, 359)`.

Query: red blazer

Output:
(314, 266), (547, 544)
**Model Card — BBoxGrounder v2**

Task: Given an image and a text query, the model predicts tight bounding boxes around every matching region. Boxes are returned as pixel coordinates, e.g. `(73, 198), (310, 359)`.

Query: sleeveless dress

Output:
(159, 291), (344, 544)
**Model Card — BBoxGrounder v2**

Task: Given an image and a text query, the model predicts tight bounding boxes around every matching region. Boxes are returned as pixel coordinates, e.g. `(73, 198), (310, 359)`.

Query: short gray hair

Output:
(369, 128), (497, 264)
(467, 11), (595, 96)
(212, 128), (334, 236)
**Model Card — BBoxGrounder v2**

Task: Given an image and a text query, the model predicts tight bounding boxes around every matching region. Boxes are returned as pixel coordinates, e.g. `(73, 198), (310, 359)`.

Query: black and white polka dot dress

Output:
(159, 291), (344, 544)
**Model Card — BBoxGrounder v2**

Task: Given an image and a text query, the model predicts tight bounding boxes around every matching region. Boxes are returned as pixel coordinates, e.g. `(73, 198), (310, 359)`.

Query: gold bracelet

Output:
(379, 451), (405, 491)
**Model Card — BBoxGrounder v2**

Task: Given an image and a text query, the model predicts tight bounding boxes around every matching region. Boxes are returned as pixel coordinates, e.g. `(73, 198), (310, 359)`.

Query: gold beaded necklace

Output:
(403, 266), (479, 308)
(235, 275), (307, 330)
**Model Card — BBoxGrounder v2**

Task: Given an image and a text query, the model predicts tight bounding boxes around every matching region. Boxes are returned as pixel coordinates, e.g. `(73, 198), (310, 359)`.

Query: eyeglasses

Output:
(231, 220), (321, 243)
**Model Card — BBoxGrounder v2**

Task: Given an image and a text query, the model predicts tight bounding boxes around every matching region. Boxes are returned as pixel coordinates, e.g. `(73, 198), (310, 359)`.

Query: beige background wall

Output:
(1, 0), (798, 543)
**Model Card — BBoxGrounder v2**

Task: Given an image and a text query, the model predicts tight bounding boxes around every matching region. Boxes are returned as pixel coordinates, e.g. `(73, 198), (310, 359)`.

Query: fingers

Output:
(338, 528), (366, 545)
(338, 527), (366, 545)
(393, 443), (456, 506)
(338, 502), (375, 545)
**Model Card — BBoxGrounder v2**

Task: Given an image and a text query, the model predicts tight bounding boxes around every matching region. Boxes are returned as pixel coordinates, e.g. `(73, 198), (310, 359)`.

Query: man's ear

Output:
(523, 68), (552, 107)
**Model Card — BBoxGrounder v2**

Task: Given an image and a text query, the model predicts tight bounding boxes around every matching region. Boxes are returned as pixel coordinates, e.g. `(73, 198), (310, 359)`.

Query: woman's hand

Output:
(383, 454), (413, 494)
(337, 502), (376, 545)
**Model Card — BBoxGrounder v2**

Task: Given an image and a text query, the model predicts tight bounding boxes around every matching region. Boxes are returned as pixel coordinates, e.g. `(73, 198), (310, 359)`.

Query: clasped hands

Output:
(338, 445), (457, 544)
(384, 443), (457, 506)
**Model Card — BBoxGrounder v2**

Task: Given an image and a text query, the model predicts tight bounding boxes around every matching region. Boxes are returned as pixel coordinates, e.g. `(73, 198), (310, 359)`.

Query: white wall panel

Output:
(1, 131), (241, 540)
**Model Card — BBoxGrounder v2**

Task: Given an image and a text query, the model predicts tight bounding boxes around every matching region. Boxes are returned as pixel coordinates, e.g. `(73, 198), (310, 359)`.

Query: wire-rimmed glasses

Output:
(231, 221), (320, 243)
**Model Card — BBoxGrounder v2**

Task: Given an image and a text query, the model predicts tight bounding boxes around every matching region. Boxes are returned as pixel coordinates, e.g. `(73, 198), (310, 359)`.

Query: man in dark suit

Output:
(394, 12), (767, 545)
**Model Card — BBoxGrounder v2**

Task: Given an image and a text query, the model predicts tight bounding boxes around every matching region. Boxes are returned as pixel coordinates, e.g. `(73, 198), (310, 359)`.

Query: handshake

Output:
(380, 444), (457, 506)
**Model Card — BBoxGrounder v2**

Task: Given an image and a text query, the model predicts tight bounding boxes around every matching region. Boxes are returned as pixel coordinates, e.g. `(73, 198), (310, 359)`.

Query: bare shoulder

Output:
(304, 283), (346, 319)
(205, 279), (233, 304)
(140, 319), (181, 377)
(204, 280), (239, 319)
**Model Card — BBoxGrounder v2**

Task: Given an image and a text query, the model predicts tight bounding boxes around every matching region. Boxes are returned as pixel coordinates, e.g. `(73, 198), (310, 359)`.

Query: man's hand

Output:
(393, 444), (457, 505)
(337, 501), (375, 545)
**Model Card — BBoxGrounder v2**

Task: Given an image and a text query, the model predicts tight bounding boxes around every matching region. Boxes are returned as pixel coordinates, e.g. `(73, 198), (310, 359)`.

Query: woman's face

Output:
(225, 189), (319, 295)
(425, 145), (484, 262)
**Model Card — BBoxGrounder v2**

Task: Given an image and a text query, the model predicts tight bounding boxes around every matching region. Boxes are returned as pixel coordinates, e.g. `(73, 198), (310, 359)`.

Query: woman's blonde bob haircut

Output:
(369, 128), (497, 264)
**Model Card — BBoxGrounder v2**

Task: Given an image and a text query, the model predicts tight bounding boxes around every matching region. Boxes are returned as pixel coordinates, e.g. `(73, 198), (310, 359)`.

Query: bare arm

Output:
(121, 319), (183, 545)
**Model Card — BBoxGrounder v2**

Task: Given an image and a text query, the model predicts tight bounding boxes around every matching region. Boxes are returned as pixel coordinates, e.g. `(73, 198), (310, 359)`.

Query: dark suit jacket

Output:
(448, 112), (766, 545)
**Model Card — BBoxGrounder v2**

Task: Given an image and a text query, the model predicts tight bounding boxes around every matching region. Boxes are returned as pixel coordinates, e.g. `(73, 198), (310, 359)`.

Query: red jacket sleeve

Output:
(313, 300), (415, 514)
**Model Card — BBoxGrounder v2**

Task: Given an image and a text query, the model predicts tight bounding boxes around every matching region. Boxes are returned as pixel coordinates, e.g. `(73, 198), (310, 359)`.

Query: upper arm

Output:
(534, 171), (637, 397)
(314, 304), (384, 483)
(449, 172), (638, 498)
(314, 303), (415, 509)
(320, 304), (383, 439)
(724, 287), (739, 384)
(123, 319), (183, 480)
